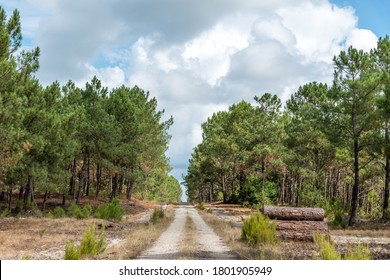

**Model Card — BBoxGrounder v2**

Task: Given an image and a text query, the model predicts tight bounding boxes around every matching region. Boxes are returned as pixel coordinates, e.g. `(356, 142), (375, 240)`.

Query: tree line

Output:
(185, 36), (390, 226)
(0, 7), (182, 214)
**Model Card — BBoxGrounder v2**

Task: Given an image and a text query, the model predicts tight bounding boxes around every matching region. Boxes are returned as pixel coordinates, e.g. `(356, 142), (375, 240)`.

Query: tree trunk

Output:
(86, 153), (90, 197)
(275, 220), (329, 241)
(62, 193), (66, 206)
(383, 154), (390, 219)
(349, 137), (360, 226)
(110, 173), (119, 201)
(261, 159), (266, 207)
(95, 163), (102, 198)
(24, 175), (34, 210)
(126, 178), (134, 200)
(383, 126), (390, 219)
(263, 205), (325, 221)
(41, 191), (50, 211)
(7, 188), (12, 212)
(69, 159), (77, 196)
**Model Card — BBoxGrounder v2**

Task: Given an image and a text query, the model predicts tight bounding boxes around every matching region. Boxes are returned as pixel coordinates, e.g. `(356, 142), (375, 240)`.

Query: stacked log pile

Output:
(263, 205), (329, 241)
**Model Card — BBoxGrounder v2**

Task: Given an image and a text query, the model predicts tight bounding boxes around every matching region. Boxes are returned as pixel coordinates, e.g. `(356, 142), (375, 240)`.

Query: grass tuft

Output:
(313, 234), (341, 260)
(150, 208), (165, 224)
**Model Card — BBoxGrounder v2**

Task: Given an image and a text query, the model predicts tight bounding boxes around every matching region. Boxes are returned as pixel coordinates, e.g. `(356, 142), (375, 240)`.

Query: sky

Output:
(2, 0), (389, 200)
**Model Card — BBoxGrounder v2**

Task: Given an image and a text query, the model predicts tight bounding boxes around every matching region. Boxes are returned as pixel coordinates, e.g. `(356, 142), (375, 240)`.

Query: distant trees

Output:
(0, 7), (181, 213)
(186, 38), (390, 224)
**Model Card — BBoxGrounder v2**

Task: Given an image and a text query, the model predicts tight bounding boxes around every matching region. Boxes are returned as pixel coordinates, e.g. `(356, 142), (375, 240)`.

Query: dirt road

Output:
(138, 205), (237, 259)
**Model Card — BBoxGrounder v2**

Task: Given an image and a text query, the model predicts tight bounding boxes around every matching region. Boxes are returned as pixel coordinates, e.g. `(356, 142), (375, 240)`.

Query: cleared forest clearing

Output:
(1, 201), (389, 260)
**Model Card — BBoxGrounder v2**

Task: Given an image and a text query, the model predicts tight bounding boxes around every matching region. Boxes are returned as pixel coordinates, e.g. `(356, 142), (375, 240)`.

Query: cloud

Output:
(345, 29), (378, 51)
(5, 0), (380, 187)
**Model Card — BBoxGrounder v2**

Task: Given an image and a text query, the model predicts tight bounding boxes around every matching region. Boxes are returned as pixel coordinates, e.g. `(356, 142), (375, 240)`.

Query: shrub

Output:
(46, 212), (54, 219)
(69, 203), (92, 219)
(64, 225), (106, 260)
(150, 208), (165, 224)
(81, 204), (92, 219)
(313, 234), (341, 260)
(0, 209), (10, 217)
(79, 225), (106, 257)
(53, 206), (66, 218)
(95, 199), (123, 221)
(241, 212), (278, 246)
(344, 243), (371, 260)
(330, 212), (347, 229)
(64, 241), (81, 260)
(197, 202), (205, 211)
(69, 203), (82, 218)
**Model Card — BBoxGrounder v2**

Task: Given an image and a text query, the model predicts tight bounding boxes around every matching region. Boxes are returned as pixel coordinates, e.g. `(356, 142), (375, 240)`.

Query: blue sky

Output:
(331, 0), (390, 38)
(2, 0), (387, 200)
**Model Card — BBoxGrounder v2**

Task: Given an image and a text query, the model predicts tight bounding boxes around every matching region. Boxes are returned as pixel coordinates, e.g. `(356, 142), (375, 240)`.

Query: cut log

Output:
(263, 205), (325, 221)
(274, 220), (329, 241)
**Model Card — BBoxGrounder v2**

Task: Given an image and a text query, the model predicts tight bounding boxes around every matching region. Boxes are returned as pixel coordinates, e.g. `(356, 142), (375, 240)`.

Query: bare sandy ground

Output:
(138, 205), (237, 259)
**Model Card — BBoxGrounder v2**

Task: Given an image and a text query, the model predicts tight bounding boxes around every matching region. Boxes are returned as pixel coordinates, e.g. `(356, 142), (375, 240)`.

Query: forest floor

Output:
(0, 197), (165, 260)
(1, 200), (390, 260)
(203, 202), (390, 260)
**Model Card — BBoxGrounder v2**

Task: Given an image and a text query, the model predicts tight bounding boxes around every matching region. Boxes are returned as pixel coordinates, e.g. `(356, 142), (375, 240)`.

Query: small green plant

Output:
(0, 209), (10, 217)
(63, 225), (106, 260)
(79, 225), (106, 257)
(344, 243), (371, 260)
(95, 199), (123, 221)
(241, 212), (278, 246)
(53, 206), (66, 218)
(39, 228), (47, 238)
(197, 202), (205, 210)
(64, 241), (81, 260)
(330, 212), (347, 229)
(46, 212), (54, 219)
(150, 208), (165, 224)
(68, 203), (92, 219)
(313, 234), (341, 260)
(21, 255), (32, 260)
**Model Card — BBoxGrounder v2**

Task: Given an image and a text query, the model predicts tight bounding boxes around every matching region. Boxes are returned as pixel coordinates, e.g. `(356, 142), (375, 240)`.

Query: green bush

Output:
(95, 199), (123, 221)
(241, 212), (278, 246)
(197, 202), (205, 210)
(64, 241), (81, 260)
(150, 208), (165, 224)
(69, 203), (92, 219)
(64, 225), (106, 260)
(314, 234), (371, 260)
(53, 206), (66, 218)
(46, 212), (54, 219)
(313, 234), (341, 260)
(344, 243), (371, 260)
(0, 209), (10, 217)
(79, 225), (106, 257)
(81, 204), (92, 219)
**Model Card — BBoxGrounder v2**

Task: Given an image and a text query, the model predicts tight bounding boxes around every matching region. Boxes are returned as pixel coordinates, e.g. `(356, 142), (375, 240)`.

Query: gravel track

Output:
(138, 205), (237, 260)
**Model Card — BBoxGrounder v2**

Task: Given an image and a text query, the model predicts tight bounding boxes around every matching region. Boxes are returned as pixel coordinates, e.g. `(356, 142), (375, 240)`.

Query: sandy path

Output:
(137, 206), (187, 259)
(138, 205), (237, 259)
(187, 207), (237, 259)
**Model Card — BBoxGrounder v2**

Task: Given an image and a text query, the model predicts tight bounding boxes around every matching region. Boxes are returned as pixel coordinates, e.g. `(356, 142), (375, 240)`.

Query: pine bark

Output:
(263, 205), (325, 221)
(275, 220), (329, 241)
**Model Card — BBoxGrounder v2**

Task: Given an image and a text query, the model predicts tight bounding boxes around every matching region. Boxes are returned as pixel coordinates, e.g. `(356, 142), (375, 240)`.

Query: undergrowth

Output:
(94, 199), (123, 221)
(64, 224), (106, 260)
(241, 212), (278, 246)
(150, 207), (165, 224)
(313, 234), (371, 260)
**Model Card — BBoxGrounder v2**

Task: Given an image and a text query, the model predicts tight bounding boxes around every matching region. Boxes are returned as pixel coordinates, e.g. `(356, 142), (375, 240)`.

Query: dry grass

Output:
(0, 217), (100, 259)
(0, 198), (171, 260)
(178, 215), (198, 259)
(198, 210), (317, 260)
(97, 206), (175, 259)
